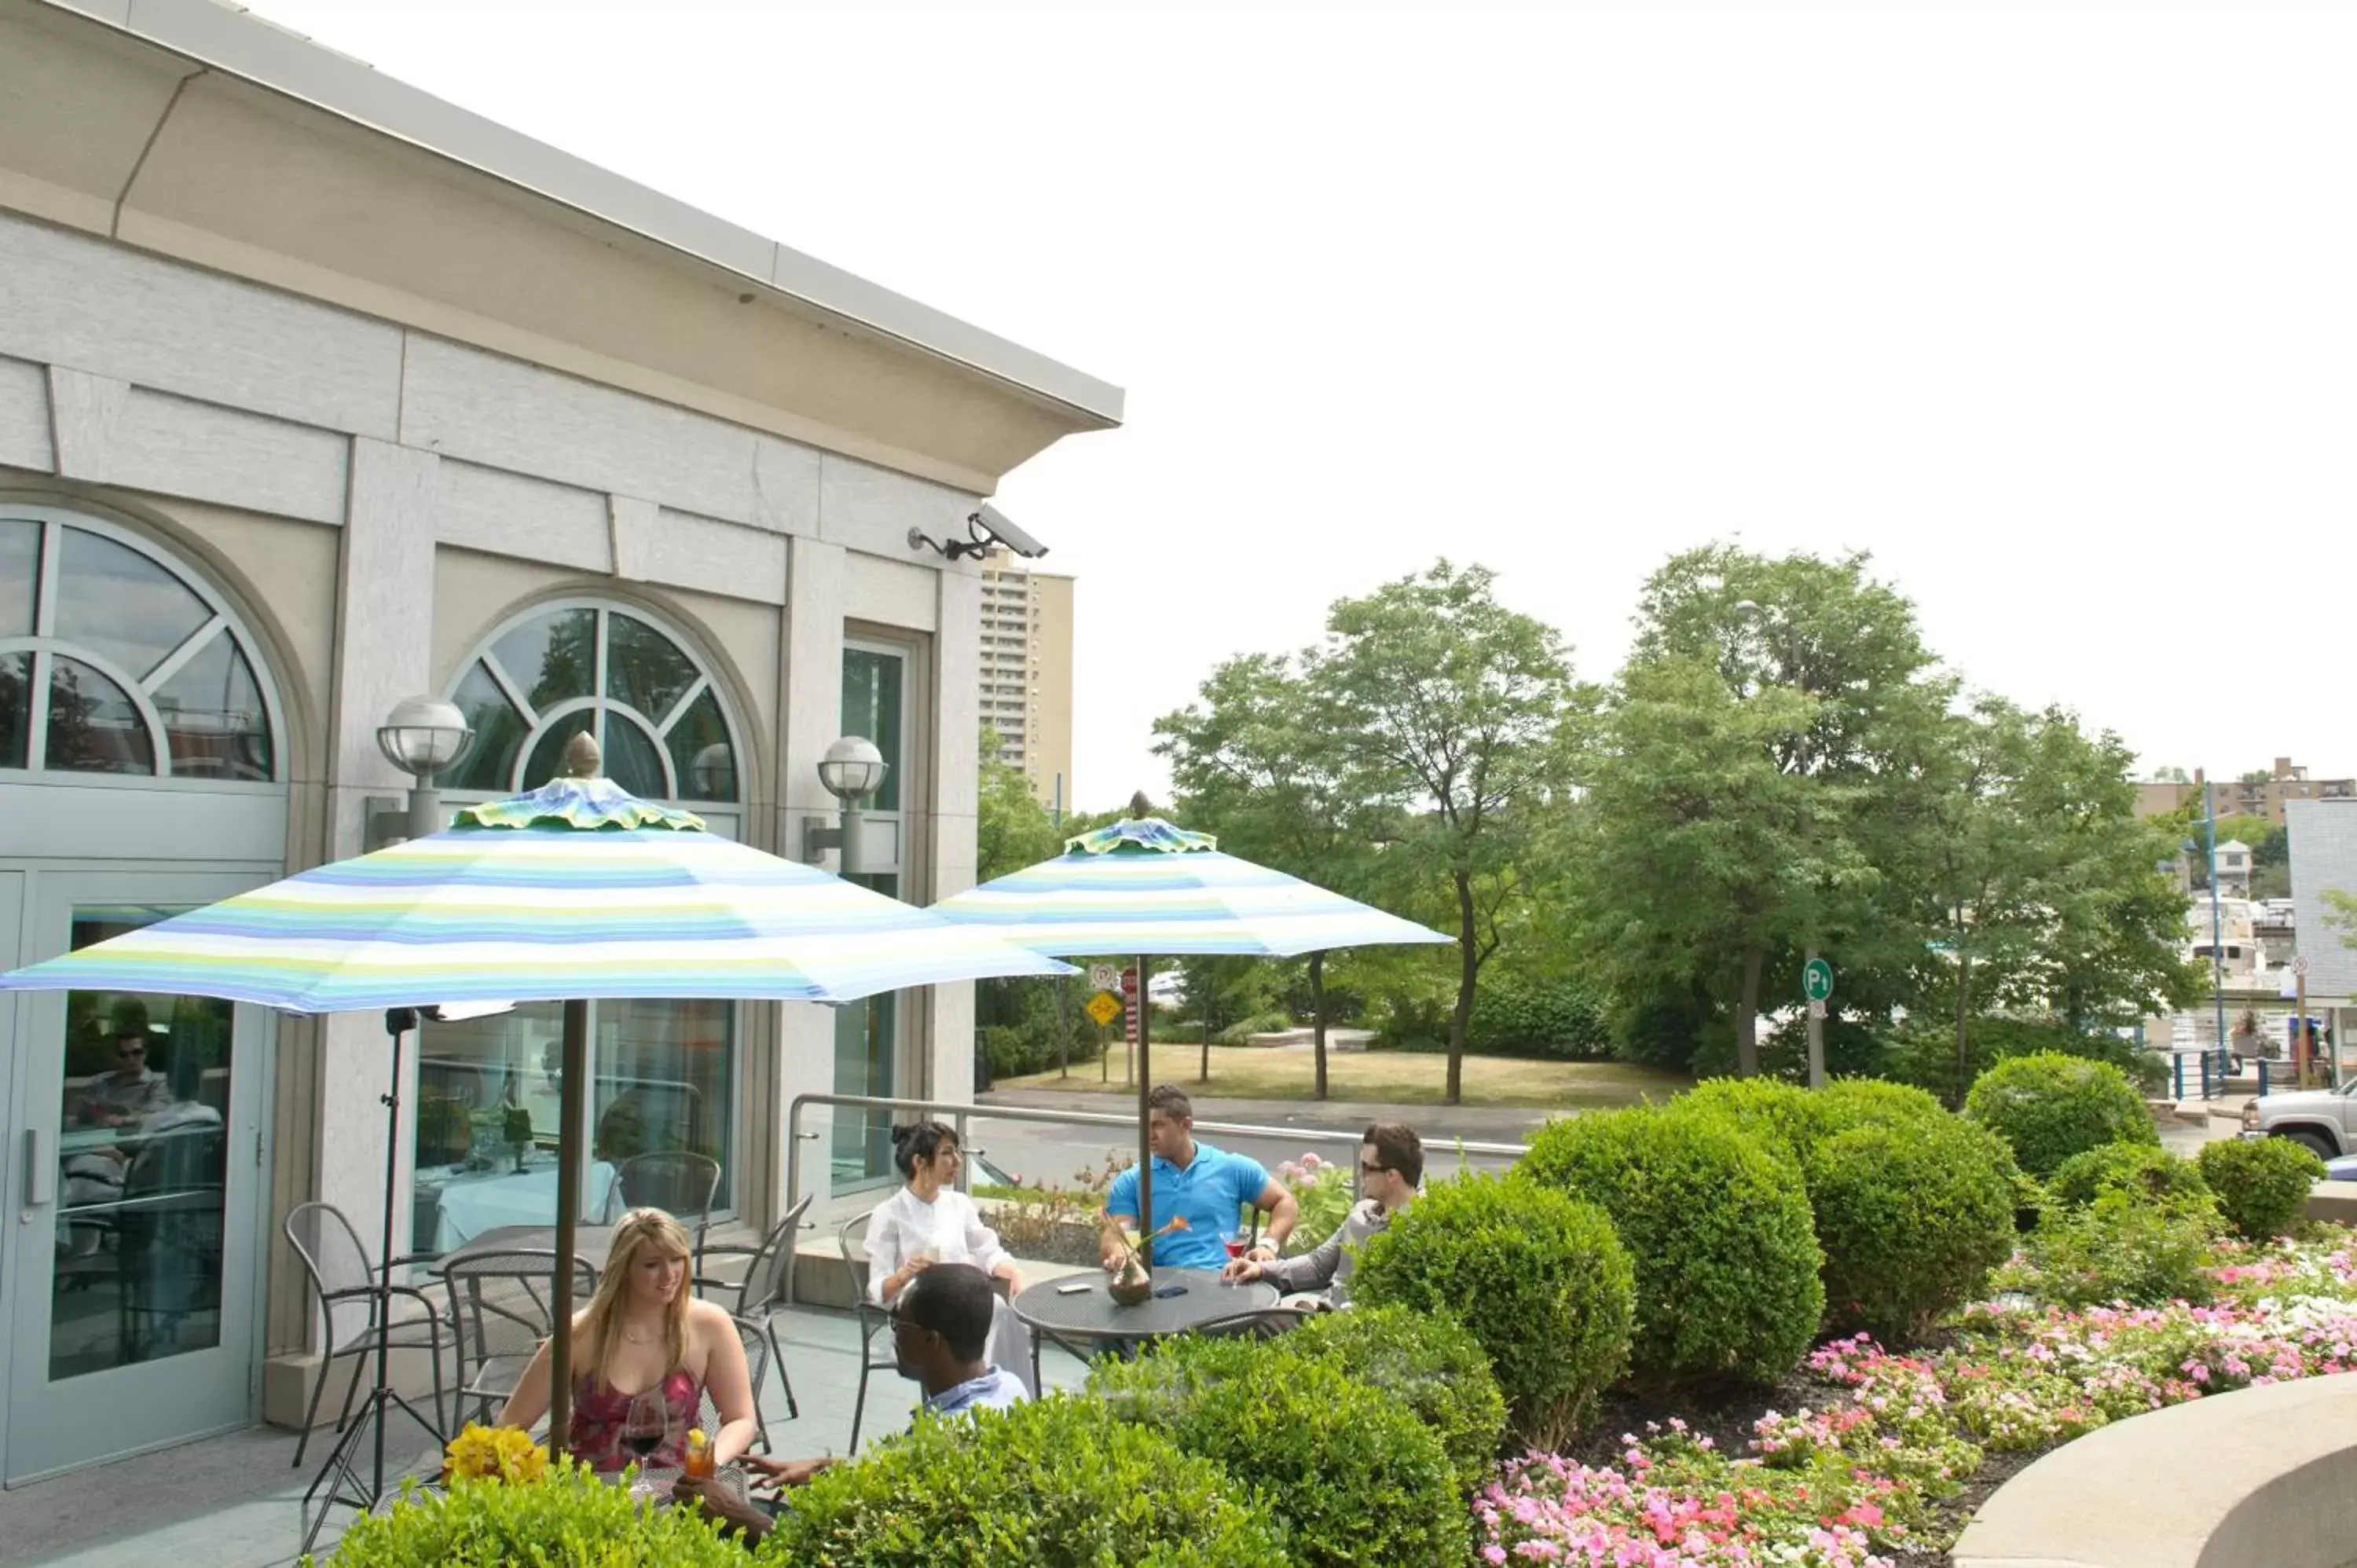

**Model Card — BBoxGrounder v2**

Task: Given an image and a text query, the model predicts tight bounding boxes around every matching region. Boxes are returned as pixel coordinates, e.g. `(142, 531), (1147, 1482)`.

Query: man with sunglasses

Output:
(1221, 1123), (1423, 1312)
(679, 1262), (1025, 1537)
(73, 1023), (173, 1129)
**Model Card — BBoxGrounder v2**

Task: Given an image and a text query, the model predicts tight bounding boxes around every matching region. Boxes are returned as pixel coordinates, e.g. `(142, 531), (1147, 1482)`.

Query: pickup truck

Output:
(2240, 1082), (2357, 1159)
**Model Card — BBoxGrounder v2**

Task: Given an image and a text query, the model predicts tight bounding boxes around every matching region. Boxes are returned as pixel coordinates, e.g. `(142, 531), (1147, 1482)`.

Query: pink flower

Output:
(1299, 1151), (1323, 1169)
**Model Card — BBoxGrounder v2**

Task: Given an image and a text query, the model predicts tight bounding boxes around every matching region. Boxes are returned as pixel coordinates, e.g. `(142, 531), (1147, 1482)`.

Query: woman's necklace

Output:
(620, 1316), (665, 1346)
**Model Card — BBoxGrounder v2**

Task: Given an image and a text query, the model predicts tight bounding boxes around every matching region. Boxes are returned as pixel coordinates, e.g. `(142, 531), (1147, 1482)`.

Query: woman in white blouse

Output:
(867, 1122), (1035, 1390)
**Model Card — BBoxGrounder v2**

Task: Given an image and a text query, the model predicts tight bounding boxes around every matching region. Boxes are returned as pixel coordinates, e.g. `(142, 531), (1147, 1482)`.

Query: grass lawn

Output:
(992, 1045), (1690, 1109)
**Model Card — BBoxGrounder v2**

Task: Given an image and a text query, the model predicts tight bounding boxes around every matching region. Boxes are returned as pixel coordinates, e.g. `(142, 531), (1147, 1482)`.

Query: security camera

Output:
(906, 504), (1052, 562)
(970, 504), (1049, 559)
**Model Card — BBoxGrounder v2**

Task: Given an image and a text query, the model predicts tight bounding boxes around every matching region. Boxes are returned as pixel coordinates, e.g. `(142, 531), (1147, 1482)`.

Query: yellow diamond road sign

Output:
(1085, 991), (1122, 1027)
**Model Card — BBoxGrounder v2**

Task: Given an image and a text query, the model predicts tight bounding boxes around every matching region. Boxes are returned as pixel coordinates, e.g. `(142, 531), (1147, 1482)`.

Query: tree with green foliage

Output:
(1902, 698), (2198, 1101)
(1155, 652), (1374, 1097)
(977, 727), (1062, 884)
(1308, 562), (1581, 1105)
(1577, 545), (1949, 1076)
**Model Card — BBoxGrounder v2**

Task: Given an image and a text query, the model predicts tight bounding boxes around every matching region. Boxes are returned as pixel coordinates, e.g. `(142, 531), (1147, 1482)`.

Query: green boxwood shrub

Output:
(1817, 1078), (1948, 1127)
(1676, 1077), (1846, 1167)
(2198, 1137), (2326, 1240)
(326, 1467), (750, 1566)
(1520, 1108), (1823, 1390)
(758, 1394), (1284, 1566)
(2020, 1189), (2222, 1307)
(1963, 1052), (2157, 1178)
(1091, 1342), (1465, 1568)
(1465, 973), (1611, 1060)
(1351, 1173), (1633, 1448)
(2049, 1144), (2212, 1211)
(1281, 1304), (1506, 1497)
(1805, 1118), (2018, 1343)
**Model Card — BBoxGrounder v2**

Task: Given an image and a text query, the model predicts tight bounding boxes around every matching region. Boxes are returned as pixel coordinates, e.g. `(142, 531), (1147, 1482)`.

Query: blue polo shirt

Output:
(1104, 1141), (1270, 1271)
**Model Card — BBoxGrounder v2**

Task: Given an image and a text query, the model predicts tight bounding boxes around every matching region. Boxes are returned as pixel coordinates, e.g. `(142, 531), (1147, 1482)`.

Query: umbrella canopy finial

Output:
(563, 731), (602, 779)
(1127, 789), (1153, 819)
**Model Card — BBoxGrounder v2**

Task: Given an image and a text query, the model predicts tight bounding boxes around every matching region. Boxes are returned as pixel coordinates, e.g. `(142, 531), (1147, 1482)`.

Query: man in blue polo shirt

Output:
(1102, 1084), (1298, 1272)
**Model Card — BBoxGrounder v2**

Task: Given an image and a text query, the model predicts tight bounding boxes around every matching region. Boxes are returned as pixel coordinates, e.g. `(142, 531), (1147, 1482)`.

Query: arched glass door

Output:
(414, 601), (746, 1256)
(0, 507), (286, 1482)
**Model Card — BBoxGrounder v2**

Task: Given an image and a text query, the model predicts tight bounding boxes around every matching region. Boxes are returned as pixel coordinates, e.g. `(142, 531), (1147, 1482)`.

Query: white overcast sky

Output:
(253, 1), (2357, 812)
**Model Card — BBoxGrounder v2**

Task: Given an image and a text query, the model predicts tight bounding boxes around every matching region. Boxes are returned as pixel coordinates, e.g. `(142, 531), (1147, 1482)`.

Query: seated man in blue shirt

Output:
(678, 1262), (1025, 1537)
(1100, 1084), (1299, 1273)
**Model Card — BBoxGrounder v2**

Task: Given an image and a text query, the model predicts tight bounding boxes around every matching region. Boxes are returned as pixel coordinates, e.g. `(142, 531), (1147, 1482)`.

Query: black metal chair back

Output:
(442, 1248), (596, 1427)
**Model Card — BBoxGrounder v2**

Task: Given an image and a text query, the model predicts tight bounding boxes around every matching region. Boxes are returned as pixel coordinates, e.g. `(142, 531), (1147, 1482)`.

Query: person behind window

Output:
(864, 1121), (1033, 1391)
(498, 1208), (757, 1474)
(1100, 1085), (1298, 1272)
(1222, 1122), (1424, 1311)
(73, 1023), (172, 1128)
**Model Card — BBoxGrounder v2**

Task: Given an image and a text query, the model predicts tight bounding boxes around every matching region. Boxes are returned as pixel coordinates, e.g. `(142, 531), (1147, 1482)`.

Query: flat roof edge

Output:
(41, 0), (1125, 424)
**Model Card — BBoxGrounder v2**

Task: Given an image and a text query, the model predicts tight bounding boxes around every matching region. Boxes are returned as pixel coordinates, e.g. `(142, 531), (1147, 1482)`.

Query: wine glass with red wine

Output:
(623, 1387), (669, 1470)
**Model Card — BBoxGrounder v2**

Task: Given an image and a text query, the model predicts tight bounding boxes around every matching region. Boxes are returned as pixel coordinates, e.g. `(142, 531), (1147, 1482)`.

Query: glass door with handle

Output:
(3, 870), (270, 1484)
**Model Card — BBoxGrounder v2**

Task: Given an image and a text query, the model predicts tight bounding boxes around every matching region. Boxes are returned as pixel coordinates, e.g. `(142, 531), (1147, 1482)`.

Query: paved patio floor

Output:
(0, 1302), (1091, 1567)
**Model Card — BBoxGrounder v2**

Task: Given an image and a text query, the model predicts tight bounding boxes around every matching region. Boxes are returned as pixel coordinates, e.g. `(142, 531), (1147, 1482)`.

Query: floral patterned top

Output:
(566, 1368), (700, 1474)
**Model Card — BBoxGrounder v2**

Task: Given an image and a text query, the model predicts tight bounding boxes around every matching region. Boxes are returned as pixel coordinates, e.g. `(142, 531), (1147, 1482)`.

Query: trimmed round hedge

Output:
(1091, 1339), (1466, 1568)
(2198, 1137), (2326, 1241)
(335, 1464), (749, 1567)
(1351, 1172), (1633, 1449)
(1963, 1052), (2157, 1178)
(756, 1393), (1285, 1565)
(1282, 1304), (1506, 1497)
(2049, 1143), (2212, 1212)
(1805, 1117), (2017, 1342)
(1520, 1106), (1823, 1390)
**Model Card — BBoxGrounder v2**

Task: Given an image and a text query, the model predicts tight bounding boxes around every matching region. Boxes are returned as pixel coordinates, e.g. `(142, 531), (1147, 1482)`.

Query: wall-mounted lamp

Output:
(803, 735), (887, 875)
(367, 695), (475, 850)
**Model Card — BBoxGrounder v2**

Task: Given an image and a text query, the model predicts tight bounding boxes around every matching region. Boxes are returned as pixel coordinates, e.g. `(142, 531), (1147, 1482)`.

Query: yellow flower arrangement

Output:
(442, 1421), (550, 1485)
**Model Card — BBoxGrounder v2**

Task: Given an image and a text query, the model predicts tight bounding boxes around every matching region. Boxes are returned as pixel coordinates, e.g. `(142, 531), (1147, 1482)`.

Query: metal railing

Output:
(784, 1091), (1533, 1221)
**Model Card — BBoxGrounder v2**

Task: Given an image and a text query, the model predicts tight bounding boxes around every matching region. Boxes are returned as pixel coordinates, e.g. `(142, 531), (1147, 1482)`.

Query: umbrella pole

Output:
(1137, 953), (1151, 1280)
(548, 998), (589, 1453)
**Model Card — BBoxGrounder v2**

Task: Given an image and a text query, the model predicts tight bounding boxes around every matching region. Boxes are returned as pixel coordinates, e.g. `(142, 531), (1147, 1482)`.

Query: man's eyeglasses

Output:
(1358, 1160), (1389, 1177)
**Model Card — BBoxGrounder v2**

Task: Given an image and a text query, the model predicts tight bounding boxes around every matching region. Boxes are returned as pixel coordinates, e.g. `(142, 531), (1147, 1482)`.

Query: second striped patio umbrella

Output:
(929, 800), (1450, 1276)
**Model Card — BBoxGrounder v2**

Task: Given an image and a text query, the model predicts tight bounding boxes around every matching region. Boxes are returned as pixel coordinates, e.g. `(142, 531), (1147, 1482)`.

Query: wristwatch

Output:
(1247, 1242), (1277, 1262)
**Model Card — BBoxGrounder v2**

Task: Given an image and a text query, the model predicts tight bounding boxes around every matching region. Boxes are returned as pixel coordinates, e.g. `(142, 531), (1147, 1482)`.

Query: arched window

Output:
(440, 602), (741, 803)
(0, 511), (278, 782)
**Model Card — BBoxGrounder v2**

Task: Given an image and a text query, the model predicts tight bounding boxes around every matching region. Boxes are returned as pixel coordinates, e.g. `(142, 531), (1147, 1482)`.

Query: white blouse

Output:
(863, 1185), (1014, 1305)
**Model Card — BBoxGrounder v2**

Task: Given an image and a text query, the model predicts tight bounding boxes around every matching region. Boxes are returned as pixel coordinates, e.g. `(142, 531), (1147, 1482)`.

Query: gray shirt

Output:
(1258, 1196), (1397, 1309)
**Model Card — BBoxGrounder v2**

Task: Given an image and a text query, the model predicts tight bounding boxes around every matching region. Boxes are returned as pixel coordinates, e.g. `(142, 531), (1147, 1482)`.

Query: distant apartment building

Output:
(2137, 759), (2357, 826)
(979, 547), (1076, 808)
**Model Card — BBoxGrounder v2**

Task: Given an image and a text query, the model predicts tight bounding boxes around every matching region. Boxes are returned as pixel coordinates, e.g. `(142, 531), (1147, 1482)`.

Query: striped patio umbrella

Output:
(929, 808), (1450, 1273)
(0, 738), (1073, 1457)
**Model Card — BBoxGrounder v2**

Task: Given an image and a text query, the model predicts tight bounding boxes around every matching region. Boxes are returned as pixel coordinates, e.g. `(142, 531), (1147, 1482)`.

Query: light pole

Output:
(2201, 774), (2228, 1077)
(805, 735), (888, 877)
(370, 696), (475, 848)
(1735, 599), (1826, 1089)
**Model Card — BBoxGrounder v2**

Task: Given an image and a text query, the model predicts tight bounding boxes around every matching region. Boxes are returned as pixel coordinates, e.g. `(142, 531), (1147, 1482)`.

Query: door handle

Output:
(24, 1127), (53, 1207)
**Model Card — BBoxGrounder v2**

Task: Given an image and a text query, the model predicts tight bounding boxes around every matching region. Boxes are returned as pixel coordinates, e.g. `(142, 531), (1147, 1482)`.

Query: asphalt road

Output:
(962, 1086), (1549, 1191)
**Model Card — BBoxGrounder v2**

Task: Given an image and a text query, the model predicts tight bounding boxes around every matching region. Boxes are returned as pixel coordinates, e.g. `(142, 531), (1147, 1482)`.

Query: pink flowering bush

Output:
(1266, 1149), (1355, 1251)
(1474, 1229), (2357, 1566)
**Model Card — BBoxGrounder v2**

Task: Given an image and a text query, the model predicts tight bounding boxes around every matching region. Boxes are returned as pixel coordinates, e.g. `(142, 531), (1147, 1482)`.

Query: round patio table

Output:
(1012, 1268), (1279, 1345)
(433, 1223), (619, 1274)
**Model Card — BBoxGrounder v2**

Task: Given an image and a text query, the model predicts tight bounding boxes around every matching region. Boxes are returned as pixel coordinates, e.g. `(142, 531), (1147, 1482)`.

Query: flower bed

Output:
(1475, 1229), (2357, 1567)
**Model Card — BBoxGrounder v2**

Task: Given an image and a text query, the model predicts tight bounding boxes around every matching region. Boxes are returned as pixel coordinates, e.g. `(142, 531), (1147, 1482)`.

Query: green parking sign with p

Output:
(1802, 959), (1833, 1002)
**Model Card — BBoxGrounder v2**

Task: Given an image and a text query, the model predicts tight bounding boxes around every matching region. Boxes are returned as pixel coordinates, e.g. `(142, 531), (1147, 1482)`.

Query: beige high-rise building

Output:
(980, 548), (1076, 808)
